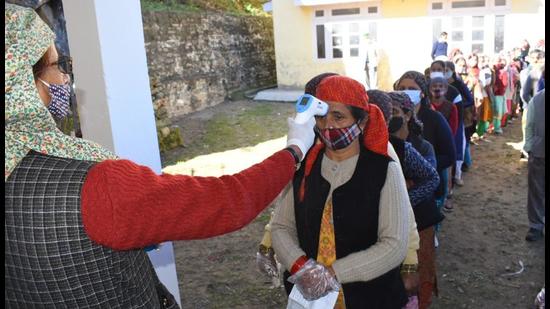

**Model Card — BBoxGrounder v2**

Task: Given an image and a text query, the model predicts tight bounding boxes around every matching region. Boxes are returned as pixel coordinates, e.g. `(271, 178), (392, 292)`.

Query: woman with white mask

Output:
(394, 70), (456, 309)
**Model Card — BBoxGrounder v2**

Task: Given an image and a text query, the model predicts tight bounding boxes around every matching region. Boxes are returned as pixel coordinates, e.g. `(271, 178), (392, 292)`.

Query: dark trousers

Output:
(527, 155), (545, 231)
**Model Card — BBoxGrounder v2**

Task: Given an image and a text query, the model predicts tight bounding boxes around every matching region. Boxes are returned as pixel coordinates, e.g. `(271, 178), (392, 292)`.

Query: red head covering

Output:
(298, 75), (389, 201)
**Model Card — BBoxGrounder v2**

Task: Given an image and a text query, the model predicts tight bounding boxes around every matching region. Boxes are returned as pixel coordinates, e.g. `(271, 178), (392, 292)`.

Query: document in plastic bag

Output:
(286, 285), (339, 309)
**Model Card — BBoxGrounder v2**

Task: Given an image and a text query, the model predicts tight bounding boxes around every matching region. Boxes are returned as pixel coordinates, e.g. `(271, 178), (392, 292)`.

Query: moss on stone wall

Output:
(157, 126), (184, 152)
(142, 6), (276, 152)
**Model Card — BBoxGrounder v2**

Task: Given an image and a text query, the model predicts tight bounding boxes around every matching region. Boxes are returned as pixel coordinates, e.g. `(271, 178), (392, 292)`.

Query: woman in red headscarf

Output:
(271, 76), (410, 309)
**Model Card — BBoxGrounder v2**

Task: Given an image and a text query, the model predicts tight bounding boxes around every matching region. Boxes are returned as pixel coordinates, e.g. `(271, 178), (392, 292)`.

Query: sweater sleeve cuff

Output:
(403, 248), (418, 265)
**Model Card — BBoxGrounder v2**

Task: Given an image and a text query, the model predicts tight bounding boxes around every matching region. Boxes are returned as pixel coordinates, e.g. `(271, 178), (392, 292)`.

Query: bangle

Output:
(285, 146), (301, 165)
(290, 255), (308, 275)
(400, 264), (418, 274)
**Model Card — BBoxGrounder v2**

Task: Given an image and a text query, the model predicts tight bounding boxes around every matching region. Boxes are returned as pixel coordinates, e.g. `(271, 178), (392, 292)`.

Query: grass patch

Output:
(141, 0), (200, 12)
(174, 103), (294, 163)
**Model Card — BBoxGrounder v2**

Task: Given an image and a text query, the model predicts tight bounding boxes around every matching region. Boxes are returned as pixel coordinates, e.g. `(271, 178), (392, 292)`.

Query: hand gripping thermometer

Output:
(294, 94), (329, 124)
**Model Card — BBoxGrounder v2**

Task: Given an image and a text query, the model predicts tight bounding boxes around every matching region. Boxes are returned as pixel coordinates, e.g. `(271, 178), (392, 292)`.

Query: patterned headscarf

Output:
(5, 4), (116, 179)
(366, 89), (392, 122)
(298, 75), (389, 201)
(388, 91), (424, 135)
(316, 76), (388, 157)
(394, 70), (430, 99)
(387, 91), (414, 112)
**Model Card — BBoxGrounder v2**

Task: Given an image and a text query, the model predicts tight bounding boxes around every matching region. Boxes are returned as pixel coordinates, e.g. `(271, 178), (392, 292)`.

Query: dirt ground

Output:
(162, 99), (545, 309)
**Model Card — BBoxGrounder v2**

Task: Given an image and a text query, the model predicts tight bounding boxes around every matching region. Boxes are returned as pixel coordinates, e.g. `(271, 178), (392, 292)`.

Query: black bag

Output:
(413, 197), (445, 231)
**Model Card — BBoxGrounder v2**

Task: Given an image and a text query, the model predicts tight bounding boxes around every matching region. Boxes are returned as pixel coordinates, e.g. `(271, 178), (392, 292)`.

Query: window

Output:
(430, 0), (510, 13)
(450, 16), (464, 46)
(472, 43), (483, 53)
(472, 30), (484, 40)
(494, 15), (505, 52)
(368, 22), (378, 41)
(432, 18), (442, 42)
(432, 2), (443, 10)
(349, 23), (360, 57)
(326, 22), (369, 59)
(316, 25), (325, 59)
(429, 1), (509, 55)
(471, 16), (484, 53)
(451, 0), (485, 8)
(452, 16), (463, 27)
(312, 2), (381, 60)
(472, 16), (484, 27)
(331, 8), (360, 16)
(452, 31), (464, 41)
(331, 24), (344, 58)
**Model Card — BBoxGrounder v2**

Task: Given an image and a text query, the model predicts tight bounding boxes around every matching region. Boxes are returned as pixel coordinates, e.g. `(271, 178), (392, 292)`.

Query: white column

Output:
(62, 0), (181, 306)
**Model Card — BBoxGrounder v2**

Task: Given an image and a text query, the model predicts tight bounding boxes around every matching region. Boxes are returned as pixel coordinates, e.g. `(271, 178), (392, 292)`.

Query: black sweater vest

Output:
(283, 146), (408, 309)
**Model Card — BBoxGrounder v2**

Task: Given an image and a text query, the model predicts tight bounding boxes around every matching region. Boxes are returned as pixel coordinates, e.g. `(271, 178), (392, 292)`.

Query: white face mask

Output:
(400, 90), (422, 105)
(430, 71), (445, 79)
(445, 71), (453, 79)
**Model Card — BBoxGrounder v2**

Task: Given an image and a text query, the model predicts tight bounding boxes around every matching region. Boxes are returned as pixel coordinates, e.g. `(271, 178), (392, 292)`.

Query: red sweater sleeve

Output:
(450, 104), (458, 136)
(81, 149), (296, 250)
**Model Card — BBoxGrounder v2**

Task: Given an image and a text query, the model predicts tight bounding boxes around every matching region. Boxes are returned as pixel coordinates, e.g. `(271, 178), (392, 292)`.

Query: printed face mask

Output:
(40, 79), (71, 119)
(314, 122), (362, 150)
(400, 90), (422, 105)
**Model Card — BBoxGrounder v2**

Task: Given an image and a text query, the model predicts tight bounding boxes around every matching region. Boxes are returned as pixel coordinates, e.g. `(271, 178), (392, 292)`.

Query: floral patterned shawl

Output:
(5, 4), (116, 179)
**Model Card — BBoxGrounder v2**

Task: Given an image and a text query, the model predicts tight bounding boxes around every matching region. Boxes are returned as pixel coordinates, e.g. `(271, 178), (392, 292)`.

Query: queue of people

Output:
(257, 40), (545, 309)
(5, 3), (545, 308)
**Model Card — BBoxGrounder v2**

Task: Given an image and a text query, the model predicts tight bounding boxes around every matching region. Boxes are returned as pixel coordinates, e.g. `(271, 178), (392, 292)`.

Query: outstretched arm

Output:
(82, 150), (297, 250)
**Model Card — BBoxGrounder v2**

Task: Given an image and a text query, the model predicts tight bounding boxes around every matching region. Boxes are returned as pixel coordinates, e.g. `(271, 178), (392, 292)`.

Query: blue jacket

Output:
(431, 41), (448, 59)
(537, 75), (545, 92)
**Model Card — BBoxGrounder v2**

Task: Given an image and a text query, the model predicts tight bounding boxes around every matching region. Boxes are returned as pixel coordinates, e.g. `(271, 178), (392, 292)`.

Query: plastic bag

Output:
(535, 286), (545, 308)
(256, 245), (278, 278)
(287, 259), (340, 301)
(287, 285), (339, 309)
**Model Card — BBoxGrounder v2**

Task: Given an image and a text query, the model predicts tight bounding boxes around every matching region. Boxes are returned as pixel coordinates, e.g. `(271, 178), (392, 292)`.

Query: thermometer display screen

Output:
(299, 97), (310, 106)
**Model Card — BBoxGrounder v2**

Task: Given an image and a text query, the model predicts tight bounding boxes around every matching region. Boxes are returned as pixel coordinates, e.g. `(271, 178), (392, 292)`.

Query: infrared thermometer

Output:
(294, 94), (329, 124)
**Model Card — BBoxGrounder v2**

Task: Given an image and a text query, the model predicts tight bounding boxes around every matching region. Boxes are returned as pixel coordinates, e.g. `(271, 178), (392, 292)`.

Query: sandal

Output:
(443, 201), (454, 212)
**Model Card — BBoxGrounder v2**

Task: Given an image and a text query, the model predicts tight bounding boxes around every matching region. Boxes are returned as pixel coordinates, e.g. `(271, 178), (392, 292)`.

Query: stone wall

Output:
(142, 10), (276, 119)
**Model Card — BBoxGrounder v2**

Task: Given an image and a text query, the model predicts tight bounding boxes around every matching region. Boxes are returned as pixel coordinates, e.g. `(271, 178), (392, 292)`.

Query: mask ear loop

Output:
(38, 79), (50, 87)
(357, 111), (368, 134)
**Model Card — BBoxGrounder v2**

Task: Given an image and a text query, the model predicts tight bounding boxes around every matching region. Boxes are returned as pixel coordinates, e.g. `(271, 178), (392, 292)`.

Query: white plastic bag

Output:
(287, 285), (339, 309)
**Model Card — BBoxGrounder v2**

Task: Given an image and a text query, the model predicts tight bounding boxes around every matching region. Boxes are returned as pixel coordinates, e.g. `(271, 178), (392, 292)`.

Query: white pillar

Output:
(62, 0), (181, 306)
